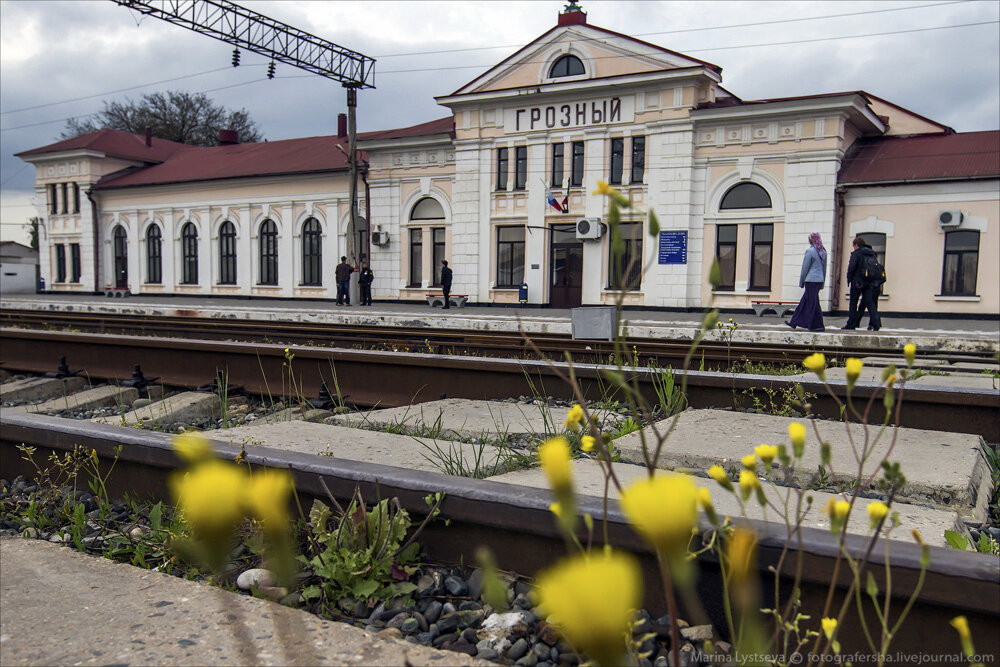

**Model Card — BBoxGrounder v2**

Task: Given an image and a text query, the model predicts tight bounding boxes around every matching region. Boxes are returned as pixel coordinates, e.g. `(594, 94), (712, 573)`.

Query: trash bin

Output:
(518, 282), (528, 305)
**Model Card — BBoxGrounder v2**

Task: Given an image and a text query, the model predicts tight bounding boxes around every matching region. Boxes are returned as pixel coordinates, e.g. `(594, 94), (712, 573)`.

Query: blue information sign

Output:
(658, 230), (688, 264)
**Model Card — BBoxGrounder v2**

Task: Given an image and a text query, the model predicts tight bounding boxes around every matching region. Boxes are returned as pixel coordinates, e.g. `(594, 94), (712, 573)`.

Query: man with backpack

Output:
(843, 236), (883, 331)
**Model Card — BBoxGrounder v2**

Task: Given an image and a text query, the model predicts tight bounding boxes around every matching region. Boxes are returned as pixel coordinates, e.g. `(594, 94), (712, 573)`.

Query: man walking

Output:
(335, 256), (352, 306)
(440, 260), (453, 310)
(843, 236), (882, 331)
(358, 262), (374, 306)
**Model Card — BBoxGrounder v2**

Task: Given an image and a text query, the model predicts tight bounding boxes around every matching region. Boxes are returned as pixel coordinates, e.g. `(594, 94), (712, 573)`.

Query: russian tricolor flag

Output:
(546, 188), (569, 213)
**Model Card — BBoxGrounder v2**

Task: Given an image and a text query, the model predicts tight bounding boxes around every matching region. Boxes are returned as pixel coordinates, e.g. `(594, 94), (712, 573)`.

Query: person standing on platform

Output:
(359, 262), (374, 306)
(786, 232), (828, 332)
(843, 236), (882, 331)
(335, 256), (352, 306)
(440, 260), (453, 310)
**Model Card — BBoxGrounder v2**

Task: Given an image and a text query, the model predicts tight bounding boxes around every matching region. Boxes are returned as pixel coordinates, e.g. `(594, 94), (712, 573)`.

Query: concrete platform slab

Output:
(329, 398), (607, 442)
(611, 409), (990, 516)
(204, 420), (517, 477)
(0, 537), (488, 667)
(0, 376), (86, 402)
(909, 374), (1000, 390)
(4, 385), (139, 414)
(487, 460), (960, 547)
(93, 391), (221, 427)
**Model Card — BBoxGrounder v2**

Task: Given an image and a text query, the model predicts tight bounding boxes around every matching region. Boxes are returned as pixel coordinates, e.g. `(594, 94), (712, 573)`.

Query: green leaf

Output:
(149, 502), (163, 531)
(648, 209), (660, 237)
(351, 578), (380, 599)
(944, 530), (969, 551)
(301, 585), (322, 600)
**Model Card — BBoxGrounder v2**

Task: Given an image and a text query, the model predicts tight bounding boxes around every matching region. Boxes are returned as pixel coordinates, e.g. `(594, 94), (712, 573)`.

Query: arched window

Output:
(112, 225), (128, 288)
(720, 182), (771, 210)
(549, 54), (585, 78)
(302, 218), (322, 286)
(146, 225), (162, 284)
(181, 222), (199, 285)
(410, 197), (445, 220)
(408, 198), (446, 287)
(259, 219), (278, 285)
(218, 220), (237, 284)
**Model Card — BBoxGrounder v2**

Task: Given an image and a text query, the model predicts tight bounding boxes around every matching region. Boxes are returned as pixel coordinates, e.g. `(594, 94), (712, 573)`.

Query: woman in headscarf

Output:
(786, 232), (828, 332)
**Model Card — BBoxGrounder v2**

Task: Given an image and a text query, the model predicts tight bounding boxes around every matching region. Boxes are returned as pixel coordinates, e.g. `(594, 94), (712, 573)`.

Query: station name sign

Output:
(504, 96), (635, 134)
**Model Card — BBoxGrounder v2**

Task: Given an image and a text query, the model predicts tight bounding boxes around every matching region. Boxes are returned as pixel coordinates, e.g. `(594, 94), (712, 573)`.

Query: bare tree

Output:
(63, 90), (263, 146)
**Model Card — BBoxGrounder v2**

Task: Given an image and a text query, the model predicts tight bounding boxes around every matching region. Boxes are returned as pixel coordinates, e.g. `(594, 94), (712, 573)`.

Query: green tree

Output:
(24, 217), (40, 250)
(63, 90), (263, 146)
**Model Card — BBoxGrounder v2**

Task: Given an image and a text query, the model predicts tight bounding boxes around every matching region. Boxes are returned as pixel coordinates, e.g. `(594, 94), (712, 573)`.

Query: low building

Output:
(0, 241), (39, 294)
(15, 5), (999, 316)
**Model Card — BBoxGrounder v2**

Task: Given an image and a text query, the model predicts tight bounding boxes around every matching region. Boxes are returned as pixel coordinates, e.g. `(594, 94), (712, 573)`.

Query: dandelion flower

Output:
(754, 444), (778, 466)
(539, 437), (573, 493)
(867, 501), (889, 530)
(904, 343), (916, 367)
(726, 527), (757, 585)
(741, 454), (756, 470)
(549, 502), (564, 518)
(845, 358), (863, 386)
(950, 615), (976, 658)
(591, 180), (619, 197)
(248, 468), (293, 534)
(580, 435), (596, 453)
(696, 487), (719, 525)
(564, 404), (585, 432)
(738, 470), (759, 501)
(821, 617), (837, 640)
(788, 423), (806, 458)
(534, 551), (641, 666)
(620, 474), (697, 557)
(708, 464), (733, 491)
(802, 352), (826, 380)
(170, 460), (247, 569)
(173, 431), (213, 464)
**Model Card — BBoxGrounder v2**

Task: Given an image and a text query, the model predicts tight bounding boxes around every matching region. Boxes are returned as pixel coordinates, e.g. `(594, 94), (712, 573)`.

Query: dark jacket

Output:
(440, 266), (453, 289)
(847, 246), (877, 288)
(335, 261), (353, 283)
(359, 267), (374, 285)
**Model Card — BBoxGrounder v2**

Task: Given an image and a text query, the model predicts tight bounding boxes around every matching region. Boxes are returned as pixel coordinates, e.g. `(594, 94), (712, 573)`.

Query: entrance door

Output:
(113, 225), (128, 288)
(550, 224), (582, 308)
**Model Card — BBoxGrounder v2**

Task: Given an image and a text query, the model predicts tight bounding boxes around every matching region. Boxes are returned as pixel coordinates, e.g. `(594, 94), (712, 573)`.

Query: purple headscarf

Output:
(809, 232), (827, 259)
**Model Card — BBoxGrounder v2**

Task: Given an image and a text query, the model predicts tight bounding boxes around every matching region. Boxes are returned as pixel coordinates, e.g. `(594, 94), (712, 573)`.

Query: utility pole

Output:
(112, 0), (375, 263)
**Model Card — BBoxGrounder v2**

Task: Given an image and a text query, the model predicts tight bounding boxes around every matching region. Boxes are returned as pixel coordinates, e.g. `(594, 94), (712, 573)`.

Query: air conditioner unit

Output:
(371, 231), (390, 246)
(575, 218), (606, 240)
(938, 210), (963, 229)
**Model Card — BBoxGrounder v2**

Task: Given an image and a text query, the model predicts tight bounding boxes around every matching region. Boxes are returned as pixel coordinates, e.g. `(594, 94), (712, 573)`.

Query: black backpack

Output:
(862, 253), (886, 286)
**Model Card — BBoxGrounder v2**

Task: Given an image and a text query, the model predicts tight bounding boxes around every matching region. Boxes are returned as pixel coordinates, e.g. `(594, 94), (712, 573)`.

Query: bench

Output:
(751, 300), (797, 317)
(102, 287), (131, 298)
(426, 293), (468, 308)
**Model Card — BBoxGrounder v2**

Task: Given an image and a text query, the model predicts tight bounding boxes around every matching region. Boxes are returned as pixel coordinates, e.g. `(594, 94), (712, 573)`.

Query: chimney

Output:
(144, 127), (152, 148)
(558, 1), (586, 26)
(218, 129), (239, 146)
(337, 113), (347, 138)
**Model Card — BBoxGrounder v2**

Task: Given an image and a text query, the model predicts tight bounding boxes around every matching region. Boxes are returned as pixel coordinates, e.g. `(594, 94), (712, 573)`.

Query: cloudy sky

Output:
(1, 0), (998, 245)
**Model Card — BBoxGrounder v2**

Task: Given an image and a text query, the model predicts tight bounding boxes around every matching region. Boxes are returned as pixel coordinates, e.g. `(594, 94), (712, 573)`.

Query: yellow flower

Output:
(708, 464), (733, 491)
(726, 527), (757, 585)
(738, 470), (759, 501)
(248, 468), (293, 533)
(173, 431), (213, 464)
(845, 358), (863, 387)
(696, 487), (719, 525)
(886, 374), (897, 386)
(549, 502), (563, 518)
(911, 529), (925, 546)
(620, 474), (697, 557)
(904, 343), (916, 367)
(950, 615), (976, 658)
(170, 460), (247, 569)
(821, 617), (837, 640)
(741, 454), (756, 470)
(802, 352), (826, 380)
(591, 180), (619, 197)
(564, 404), (585, 432)
(539, 437), (573, 493)
(788, 423), (806, 458)
(534, 551), (641, 667)
(580, 435), (596, 453)
(824, 498), (850, 533)
(754, 444), (778, 466)
(867, 501), (889, 530)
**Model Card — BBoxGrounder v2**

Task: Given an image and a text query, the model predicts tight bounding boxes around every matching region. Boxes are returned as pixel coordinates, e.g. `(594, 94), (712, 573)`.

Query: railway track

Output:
(1, 411), (997, 659)
(2, 328), (998, 442)
(3, 308), (997, 369)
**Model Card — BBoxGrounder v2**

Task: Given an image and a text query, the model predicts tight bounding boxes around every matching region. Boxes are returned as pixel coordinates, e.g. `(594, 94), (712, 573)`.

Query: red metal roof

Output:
(839, 131), (1000, 185)
(358, 116), (454, 141)
(15, 129), (191, 163)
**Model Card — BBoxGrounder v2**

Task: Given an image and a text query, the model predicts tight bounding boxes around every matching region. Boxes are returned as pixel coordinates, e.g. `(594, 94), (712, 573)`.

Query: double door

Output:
(550, 224), (582, 308)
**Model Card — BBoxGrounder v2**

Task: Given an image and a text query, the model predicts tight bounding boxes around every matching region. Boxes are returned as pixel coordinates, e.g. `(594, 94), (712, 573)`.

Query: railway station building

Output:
(16, 5), (1000, 316)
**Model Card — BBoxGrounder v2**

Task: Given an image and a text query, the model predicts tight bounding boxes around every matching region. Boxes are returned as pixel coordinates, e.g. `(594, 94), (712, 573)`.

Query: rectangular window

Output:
(749, 224), (773, 291)
(570, 141), (584, 187)
(630, 136), (646, 184)
(496, 226), (525, 287)
(514, 146), (527, 190)
(496, 148), (508, 191)
(609, 138), (624, 185)
(715, 225), (737, 291)
(432, 227), (446, 286)
(551, 143), (564, 187)
(608, 222), (643, 290)
(941, 230), (979, 296)
(409, 228), (423, 287)
(48, 184), (57, 214)
(60, 183), (68, 214)
(55, 244), (66, 282)
(70, 243), (81, 282)
(72, 183), (80, 214)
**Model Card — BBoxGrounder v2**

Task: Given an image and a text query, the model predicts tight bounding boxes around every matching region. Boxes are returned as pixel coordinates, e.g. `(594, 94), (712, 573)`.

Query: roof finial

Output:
(563, 1), (583, 12)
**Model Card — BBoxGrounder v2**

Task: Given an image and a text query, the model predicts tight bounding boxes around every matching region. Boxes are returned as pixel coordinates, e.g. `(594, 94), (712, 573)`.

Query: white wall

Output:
(0, 263), (37, 293)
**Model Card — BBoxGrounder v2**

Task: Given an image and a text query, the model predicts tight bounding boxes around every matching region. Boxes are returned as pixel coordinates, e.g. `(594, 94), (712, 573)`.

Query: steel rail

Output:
(2, 328), (998, 441)
(1, 411), (997, 658)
